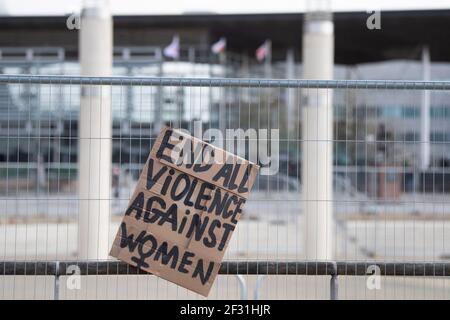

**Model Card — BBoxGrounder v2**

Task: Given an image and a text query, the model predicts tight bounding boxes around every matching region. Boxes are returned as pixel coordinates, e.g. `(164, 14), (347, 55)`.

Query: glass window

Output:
(404, 132), (419, 142)
(430, 132), (450, 142)
(431, 106), (450, 118)
(379, 106), (402, 118)
(386, 172), (397, 183)
(402, 106), (419, 118)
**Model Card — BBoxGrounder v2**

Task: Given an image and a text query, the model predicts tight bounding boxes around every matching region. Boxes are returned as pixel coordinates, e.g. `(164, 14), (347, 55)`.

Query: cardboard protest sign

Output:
(110, 127), (259, 296)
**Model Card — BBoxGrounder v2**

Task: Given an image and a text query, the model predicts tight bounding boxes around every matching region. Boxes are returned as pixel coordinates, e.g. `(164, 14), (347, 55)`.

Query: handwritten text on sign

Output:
(110, 127), (259, 296)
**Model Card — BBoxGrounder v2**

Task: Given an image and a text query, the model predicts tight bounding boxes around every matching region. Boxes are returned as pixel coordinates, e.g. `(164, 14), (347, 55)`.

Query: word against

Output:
(66, 13), (81, 30)
(366, 265), (381, 290)
(179, 304), (270, 317)
(366, 10), (381, 30)
(110, 127), (259, 296)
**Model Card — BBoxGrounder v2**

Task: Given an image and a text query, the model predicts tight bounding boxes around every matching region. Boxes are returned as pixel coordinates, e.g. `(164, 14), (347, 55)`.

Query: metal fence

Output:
(1, 74), (450, 300)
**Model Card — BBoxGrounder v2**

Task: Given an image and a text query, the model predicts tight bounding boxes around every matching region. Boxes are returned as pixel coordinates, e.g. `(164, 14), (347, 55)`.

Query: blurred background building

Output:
(1, 4), (450, 194)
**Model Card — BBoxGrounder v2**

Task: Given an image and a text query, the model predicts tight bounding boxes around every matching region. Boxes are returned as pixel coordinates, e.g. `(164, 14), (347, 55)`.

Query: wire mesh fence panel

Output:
(0, 75), (450, 299)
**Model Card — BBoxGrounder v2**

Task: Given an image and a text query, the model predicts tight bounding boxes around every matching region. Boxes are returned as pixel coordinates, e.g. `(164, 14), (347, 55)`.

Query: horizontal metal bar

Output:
(1, 74), (450, 90)
(1, 261), (449, 276)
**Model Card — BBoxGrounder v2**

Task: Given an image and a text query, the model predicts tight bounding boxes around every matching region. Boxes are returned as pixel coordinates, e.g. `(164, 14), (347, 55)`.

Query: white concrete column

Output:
(218, 52), (227, 135)
(78, 2), (113, 260)
(153, 58), (163, 135)
(302, 11), (334, 260)
(420, 46), (431, 171)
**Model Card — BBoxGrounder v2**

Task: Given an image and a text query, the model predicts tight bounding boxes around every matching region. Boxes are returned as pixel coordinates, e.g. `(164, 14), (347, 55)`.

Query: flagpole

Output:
(241, 52), (249, 78)
(208, 47), (214, 130)
(219, 50), (227, 134)
(154, 53), (163, 135)
(265, 40), (272, 79)
(286, 48), (296, 135)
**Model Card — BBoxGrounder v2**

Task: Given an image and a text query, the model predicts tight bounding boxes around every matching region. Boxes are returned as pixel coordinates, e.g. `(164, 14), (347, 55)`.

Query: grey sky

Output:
(1, 0), (450, 16)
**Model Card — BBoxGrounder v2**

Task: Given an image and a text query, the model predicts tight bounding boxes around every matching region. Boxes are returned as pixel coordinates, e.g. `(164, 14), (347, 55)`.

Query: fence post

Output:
(235, 275), (248, 300)
(254, 275), (266, 300)
(54, 261), (60, 300)
(330, 261), (338, 300)
(330, 275), (339, 300)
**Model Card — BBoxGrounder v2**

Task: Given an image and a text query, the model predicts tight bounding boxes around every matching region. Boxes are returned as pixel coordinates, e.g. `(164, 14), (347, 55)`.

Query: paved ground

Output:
(2, 188), (450, 220)
(2, 218), (450, 261)
(1, 188), (450, 299)
(2, 274), (449, 300)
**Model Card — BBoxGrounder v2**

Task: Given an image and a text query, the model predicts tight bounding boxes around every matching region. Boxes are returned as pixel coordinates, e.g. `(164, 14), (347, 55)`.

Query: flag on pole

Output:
(163, 35), (180, 59)
(256, 40), (271, 62)
(211, 37), (226, 54)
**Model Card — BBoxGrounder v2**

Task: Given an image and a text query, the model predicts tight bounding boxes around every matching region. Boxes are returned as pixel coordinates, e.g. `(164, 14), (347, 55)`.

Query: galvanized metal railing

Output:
(1, 74), (450, 300)
(2, 260), (450, 300)
(2, 74), (450, 89)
